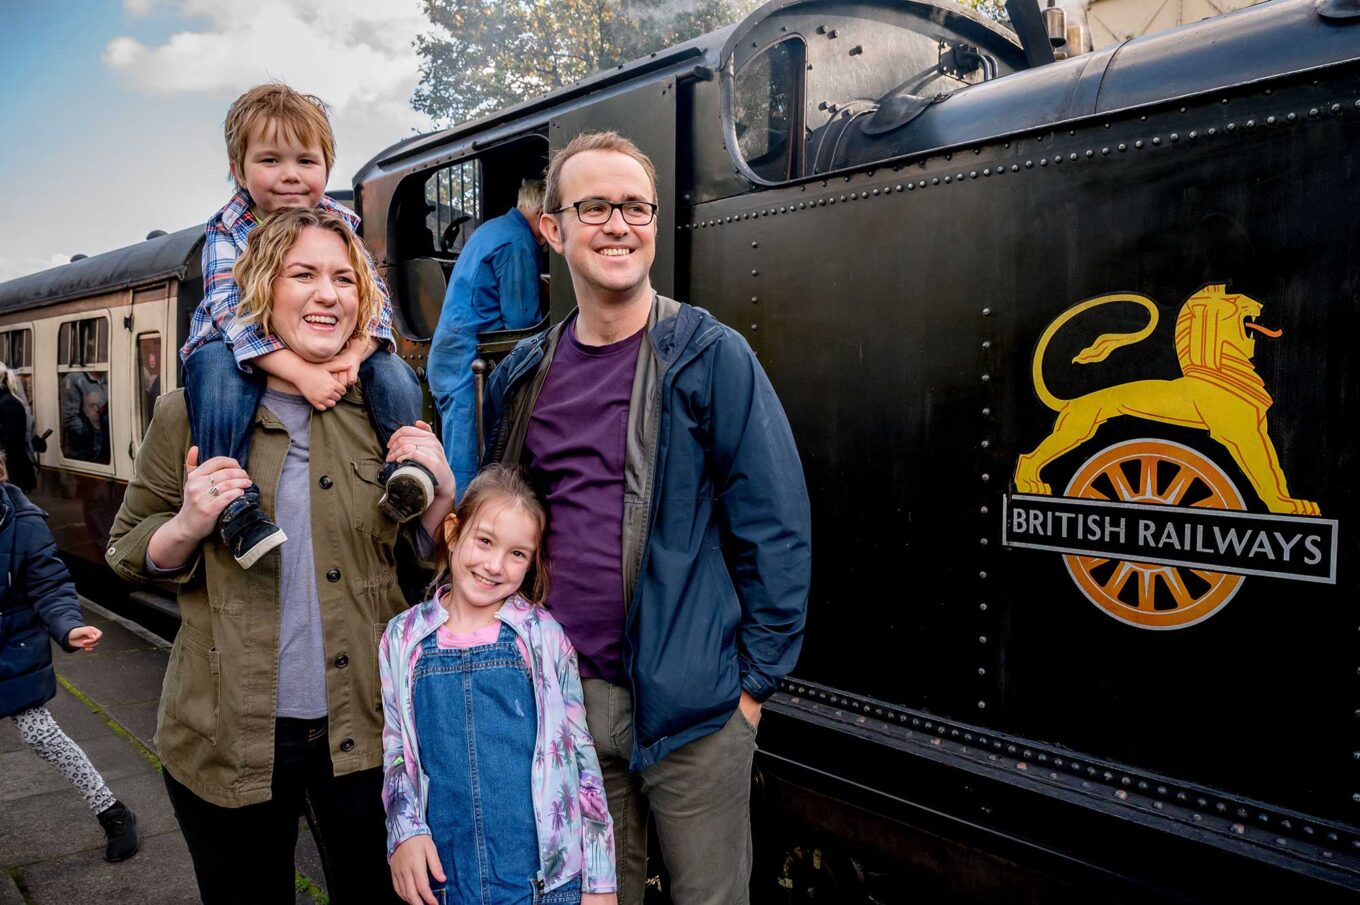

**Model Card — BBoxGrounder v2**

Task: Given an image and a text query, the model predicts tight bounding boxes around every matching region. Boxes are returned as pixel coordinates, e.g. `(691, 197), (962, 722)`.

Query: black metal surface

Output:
(1004, 0), (1058, 69)
(342, 0), (1360, 897)
(0, 225), (201, 314)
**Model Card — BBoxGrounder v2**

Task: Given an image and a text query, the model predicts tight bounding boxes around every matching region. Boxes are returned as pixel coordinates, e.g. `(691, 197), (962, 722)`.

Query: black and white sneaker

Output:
(97, 800), (139, 862)
(219, 501), (287, 569)
(379, 461), (437, 523)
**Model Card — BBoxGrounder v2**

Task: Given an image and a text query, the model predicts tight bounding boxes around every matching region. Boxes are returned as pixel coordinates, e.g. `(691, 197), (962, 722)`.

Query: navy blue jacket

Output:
(0, 483), (83, 718)
(484, 295), (812, 768)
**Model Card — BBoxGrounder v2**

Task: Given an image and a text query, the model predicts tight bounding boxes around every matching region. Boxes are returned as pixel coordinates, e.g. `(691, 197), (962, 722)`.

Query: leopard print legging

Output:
(11, 706), (116, 814)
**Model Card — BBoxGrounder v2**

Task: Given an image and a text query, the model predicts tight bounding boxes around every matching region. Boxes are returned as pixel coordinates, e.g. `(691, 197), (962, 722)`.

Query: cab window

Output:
(734, 37), (807, 182)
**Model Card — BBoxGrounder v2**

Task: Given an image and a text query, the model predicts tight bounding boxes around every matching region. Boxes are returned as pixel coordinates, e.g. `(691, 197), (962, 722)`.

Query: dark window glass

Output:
(424, 159), (482, 255)
(58, 317), (111, 465)
(136, 334), (162, 439)
(734, 38), (806, 182)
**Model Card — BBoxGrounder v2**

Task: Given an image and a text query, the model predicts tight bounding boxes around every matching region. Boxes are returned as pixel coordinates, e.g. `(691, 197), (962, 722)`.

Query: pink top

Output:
(436, 620), (531, 666)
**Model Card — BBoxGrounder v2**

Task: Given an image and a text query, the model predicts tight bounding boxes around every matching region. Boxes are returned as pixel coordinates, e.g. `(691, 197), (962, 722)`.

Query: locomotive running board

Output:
(760, 677), (1360, 898)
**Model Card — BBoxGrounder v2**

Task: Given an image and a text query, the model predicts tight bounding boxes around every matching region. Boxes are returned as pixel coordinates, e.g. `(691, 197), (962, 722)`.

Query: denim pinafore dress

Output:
(413, 623), (581, 905)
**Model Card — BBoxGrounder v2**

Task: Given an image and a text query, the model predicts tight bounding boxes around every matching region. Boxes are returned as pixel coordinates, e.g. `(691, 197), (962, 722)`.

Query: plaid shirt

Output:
(180, 189), (395, 368)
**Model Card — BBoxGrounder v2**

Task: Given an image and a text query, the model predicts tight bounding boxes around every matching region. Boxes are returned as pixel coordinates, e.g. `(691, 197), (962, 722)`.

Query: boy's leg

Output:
(358, 347), (423, 446)
(359, 349), (439, 521)
(184, 341), (285, 568)
(184, 340), (263, 483)
(638, 710), (757, 905)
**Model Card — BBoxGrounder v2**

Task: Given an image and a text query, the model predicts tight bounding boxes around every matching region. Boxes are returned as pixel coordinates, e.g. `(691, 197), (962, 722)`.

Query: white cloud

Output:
(123, 0), (154, 17)
(0, 255), (71, 284)
(101, 0), (434, 192)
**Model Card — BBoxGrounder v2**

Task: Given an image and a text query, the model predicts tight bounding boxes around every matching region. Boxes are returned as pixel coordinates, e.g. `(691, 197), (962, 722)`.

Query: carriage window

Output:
(424, 159), (482, 256)
(734, 38), (806, 182)
(57, 317), (110, 465)
(135, 333), (162, 440)
(0, 328), (34, 404)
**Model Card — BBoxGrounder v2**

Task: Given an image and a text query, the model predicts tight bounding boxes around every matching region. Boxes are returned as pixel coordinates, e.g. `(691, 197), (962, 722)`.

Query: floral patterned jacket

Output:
(379, 594), (616, 893)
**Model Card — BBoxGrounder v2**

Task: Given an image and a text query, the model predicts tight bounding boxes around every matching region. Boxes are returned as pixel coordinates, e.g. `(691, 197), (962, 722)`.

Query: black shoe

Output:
(97, 800), (139, 862)
(219, 500), (287, 569)
(379, 460), (438, 523)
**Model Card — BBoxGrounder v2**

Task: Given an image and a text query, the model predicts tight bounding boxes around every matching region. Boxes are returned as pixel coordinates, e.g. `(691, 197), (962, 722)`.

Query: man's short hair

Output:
(225, 83), (336, 185)
(543, 132), (658, 215)
(516, 179), (546, 216)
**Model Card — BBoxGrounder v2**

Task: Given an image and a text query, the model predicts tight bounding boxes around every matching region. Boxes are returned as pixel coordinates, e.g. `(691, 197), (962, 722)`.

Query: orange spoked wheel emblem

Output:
(1063, 440), (1246, 629)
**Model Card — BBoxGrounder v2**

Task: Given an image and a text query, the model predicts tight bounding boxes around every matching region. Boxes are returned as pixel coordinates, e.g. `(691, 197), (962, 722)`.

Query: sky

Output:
(0, 0), (436, 283)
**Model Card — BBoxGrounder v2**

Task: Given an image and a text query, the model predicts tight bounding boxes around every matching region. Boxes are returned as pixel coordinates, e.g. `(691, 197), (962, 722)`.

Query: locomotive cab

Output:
(720, 0), (1027, 183)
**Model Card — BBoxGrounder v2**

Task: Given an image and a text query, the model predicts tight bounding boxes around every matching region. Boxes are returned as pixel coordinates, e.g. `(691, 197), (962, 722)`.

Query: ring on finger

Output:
(209, 486), (221, 497)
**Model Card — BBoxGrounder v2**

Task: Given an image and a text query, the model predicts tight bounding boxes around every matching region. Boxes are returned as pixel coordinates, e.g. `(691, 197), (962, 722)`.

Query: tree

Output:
(413, 0), (762, 127)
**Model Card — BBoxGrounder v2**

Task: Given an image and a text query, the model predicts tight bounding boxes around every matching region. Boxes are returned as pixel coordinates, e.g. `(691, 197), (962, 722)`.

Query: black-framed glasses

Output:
(550, 199), (658, 226)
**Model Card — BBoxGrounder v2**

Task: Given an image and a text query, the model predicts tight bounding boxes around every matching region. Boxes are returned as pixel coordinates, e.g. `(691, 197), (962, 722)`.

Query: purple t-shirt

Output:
(524, 319), (644, 684)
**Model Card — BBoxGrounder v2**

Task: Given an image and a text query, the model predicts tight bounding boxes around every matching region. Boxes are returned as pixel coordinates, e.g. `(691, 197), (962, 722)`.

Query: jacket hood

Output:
(0, 483), (45, 529)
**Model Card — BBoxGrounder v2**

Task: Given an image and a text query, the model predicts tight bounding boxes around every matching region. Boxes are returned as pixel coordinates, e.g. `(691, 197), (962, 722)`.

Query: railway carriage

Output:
(2, 0), (1358, 898)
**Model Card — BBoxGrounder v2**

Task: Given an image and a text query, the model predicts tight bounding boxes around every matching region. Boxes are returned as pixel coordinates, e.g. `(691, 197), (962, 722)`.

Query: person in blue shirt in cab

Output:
(429, 180), (546, 499)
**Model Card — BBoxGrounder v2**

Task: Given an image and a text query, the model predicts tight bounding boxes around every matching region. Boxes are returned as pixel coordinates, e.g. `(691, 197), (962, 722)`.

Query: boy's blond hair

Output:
(543, 131), (658, 215)
(225, 83), (336, 184)
(233, 208), (379, 345)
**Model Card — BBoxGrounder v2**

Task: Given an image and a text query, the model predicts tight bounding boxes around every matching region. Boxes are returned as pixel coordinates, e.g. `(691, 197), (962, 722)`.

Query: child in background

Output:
(0, 453), (138, 862)
(380, 465), (616, 905)
(180, 82), (435, 569)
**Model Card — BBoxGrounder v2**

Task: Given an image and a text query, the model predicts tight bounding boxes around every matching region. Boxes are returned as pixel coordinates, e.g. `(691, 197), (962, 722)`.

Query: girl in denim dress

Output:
(380, 465), (617, 905)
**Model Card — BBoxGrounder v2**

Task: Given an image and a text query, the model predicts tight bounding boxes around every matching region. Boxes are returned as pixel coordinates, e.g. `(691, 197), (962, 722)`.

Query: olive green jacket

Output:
(106, 388), (428, 808)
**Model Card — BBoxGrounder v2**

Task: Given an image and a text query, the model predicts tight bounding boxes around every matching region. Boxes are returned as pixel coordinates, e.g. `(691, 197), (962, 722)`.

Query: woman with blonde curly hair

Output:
(107, 207), (455, 904)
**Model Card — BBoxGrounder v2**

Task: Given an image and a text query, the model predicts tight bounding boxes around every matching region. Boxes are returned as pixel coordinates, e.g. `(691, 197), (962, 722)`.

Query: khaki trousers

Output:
(582, 678), (757, 905)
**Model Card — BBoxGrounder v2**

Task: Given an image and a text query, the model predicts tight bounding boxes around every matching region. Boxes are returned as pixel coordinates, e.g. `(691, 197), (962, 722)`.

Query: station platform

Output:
(0, 599), (331, 904)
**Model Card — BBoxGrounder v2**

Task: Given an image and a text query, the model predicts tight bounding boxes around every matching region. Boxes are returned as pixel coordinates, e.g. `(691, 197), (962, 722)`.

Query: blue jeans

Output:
(413, 626), (579, 905)
(184, 341), (423, 504)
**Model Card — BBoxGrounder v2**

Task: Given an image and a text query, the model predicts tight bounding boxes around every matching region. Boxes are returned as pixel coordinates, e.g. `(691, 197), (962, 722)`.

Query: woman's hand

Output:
(173, 447), (251, 541)
(147, 446), (253, 570)
(387, 421), (456, 508)
(66, 626), (102, 651)
(389, 835), (445, 905)
(582, 893), (618, 905)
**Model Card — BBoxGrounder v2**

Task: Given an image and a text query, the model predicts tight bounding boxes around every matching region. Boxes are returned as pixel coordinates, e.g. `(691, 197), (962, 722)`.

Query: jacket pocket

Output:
(163, 623), (220, 745)
(350, 458), (399, 544)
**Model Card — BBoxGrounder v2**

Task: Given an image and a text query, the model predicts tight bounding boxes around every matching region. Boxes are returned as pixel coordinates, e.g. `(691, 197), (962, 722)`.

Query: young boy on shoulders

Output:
(181, 83), (437, 568)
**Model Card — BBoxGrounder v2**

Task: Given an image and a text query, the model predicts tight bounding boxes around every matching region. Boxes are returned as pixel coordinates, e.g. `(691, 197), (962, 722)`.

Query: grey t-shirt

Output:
(264, 389), (327, 720)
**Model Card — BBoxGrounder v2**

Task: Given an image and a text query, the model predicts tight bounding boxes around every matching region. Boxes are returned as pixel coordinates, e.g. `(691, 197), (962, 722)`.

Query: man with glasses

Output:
(482, 130), (811, 905)
(429, 179), (547, 497)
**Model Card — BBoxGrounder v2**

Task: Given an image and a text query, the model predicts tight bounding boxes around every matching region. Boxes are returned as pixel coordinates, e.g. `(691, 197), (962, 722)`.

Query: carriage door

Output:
(124, 283), (169, 472)
(548, 78), (677, 314)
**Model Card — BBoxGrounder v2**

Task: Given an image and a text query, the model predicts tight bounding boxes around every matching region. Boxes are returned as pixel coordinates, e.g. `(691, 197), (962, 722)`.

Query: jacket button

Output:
(339, 738), (355, 752)
(319, 475), (333, 490)
(334, 654), (349, 669)
(326, 568), (341, 582)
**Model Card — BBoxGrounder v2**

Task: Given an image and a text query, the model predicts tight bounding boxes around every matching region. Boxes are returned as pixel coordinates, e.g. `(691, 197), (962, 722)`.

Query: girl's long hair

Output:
(431, 464), (550, 606)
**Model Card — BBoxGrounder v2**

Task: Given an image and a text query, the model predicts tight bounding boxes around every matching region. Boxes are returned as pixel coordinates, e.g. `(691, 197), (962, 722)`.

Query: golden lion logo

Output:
(1014, 284), (1318, 516)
